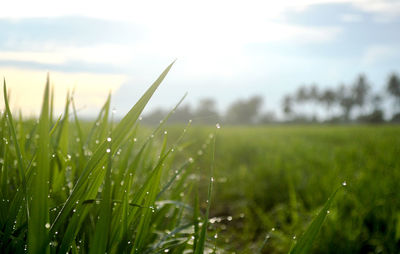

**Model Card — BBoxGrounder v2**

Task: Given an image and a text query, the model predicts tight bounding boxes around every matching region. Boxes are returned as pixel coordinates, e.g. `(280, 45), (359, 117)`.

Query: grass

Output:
(0, 62), (226, 254)
(169, 125), (400, 253)
(0, 62), (373, 254)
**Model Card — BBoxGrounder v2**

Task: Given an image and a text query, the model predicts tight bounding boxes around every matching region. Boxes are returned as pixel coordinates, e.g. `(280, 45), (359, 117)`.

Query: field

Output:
(1, 68), (400, 253)
(173, 125), (400, 253)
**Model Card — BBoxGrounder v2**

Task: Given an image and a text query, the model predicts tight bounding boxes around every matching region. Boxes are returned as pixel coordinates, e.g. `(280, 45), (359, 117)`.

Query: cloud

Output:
(361, 45), (400, 66)
(0, 17), (143, 50)
(351, 0), (400, 21)
(340, 13), (364, 22)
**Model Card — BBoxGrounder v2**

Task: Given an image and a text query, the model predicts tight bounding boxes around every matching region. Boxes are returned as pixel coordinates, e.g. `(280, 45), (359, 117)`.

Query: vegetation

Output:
(1, 63), (398, 254)
(143, 72), (400, 125)
(170, 125), (400, 253)
(0, 63), (224, 254)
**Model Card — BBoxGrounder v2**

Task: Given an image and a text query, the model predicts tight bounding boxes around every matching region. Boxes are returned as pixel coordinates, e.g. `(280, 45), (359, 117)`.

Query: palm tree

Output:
(319, 89), (336, 119)
(353, 74), (370, 115)
(282, 95), (293, 120)
(387, 73), (400, 111)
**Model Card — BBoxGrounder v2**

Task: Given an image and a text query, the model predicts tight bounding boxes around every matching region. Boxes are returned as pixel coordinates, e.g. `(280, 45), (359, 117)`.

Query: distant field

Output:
(169, 125), (400, 253)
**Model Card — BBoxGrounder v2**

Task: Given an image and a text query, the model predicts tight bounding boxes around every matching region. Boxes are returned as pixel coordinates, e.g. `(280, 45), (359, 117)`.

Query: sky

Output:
(0, 0), (399, 118)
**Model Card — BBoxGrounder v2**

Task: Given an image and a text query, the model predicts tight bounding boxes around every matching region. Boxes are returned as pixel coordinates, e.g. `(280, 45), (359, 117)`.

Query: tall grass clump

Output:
(0, 62), (219, 254)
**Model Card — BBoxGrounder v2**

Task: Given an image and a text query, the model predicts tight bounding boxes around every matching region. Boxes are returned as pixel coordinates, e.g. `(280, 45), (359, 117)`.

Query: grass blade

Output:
(28, 74), (50, 253)
(289, 186), (342, 254)
(194, 133), (217, 254)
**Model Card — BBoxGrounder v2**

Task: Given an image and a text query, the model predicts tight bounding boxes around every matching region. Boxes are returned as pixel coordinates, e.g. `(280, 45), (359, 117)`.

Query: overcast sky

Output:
(0, 0), (399, 117)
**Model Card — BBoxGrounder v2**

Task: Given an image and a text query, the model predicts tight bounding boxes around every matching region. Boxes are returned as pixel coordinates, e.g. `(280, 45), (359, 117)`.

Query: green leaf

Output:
(28, 74), (50, 254)
(289, 186), (341, 254)
(89, 140), (113, 254)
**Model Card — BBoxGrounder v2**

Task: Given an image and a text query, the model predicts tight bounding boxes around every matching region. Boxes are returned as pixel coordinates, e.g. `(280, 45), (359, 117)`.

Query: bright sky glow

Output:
(0, 0), (399, 117)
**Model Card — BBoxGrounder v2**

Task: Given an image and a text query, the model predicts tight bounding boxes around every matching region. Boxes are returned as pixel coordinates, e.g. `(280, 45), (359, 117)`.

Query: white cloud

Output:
(0, 1), (343, 81)
(340, 13), (364, 22)
(351, 0), (400, 21)
(0, 44), (139, 66)
(361, 45), (400, 66)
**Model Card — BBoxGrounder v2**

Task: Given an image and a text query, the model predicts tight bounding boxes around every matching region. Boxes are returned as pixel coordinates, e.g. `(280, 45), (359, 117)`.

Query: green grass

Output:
(0, 63), (224, 254)
(2, 62), (393, 254)
(167, 125), (400, 253)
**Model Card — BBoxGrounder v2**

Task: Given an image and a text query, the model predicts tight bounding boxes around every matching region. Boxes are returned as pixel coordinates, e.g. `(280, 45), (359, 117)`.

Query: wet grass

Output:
(0, 62), (367, 254)
(0, 63), (223, 254)
(170, 125), (400, 253)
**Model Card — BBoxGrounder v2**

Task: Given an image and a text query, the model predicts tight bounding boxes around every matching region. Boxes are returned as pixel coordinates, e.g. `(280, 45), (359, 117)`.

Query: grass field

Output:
(1, 65), (399, 253)
(172, 125), (400, 253)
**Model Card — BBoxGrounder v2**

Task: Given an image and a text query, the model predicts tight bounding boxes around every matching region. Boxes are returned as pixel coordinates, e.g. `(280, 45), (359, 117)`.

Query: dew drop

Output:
(216, 123), (221, 129)
(107, 137), (112, 142)
(106, 148), (111, 153)
(342, 181), (347, 187)
(45, 223), (50, 229)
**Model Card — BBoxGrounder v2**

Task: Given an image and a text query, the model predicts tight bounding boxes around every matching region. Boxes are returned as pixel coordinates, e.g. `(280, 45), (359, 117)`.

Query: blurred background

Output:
(0, 0), (399, 123)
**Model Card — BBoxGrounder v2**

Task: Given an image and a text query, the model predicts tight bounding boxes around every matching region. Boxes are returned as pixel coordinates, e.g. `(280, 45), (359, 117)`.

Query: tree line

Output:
(143, 72), (400, 125)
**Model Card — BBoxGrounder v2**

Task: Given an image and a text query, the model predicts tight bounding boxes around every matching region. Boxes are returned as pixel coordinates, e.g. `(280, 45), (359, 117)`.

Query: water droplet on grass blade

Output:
(342, 181), (347, 186)
(45, 223), (50, 229)
(216, 123), (221, 129)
